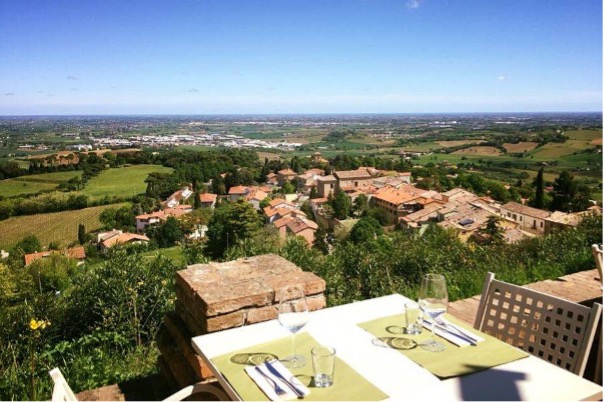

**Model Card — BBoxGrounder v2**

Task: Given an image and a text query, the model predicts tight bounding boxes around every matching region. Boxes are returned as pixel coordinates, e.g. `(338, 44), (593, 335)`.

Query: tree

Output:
(205, 200), (264, 259)
(349, 217), (383, 244)
(14, 235), (42, 253)
(312, 227), (330, 255)
(300, 201), (315, 221)
(78, 223), (86, 245)
(147, 216), (183, 248)
(479, 215), (504, 245)
(194, 191), (202, 209)
(532, 167), (545, 209)
(282, 181), (295, 194)
(352, 194), (368, 217)
(212, 175), (226, 195)
(331, 191), (351, 220)
(550, 170), (591, 212)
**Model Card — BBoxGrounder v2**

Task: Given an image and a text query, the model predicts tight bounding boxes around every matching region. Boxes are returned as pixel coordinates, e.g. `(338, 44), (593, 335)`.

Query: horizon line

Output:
(0, 110), (602, 118)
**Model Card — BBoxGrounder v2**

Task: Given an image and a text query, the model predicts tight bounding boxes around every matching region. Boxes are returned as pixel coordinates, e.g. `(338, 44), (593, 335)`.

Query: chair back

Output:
(474, 272), (602, 377)
(49, 368), (78, 402)
(592, 244), (602, 281)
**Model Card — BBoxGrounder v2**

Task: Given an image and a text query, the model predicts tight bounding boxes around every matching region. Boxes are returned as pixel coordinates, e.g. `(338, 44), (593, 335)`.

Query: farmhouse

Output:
(97, 230), (150, 250)
(135, 205), (193, 233)
(24, 246), (86, 266)
(198, 193), (217, 209)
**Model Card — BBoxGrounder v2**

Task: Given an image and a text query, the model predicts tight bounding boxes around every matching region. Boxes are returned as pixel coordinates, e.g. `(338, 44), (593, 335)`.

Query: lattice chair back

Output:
(49, 368), (78, 402)
(592, 244), (602, 281)
(474, 272), (602, 377)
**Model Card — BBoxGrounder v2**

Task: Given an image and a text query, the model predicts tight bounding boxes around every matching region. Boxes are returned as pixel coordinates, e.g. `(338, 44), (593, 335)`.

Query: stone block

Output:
(206, 310), (246, 332)
(200, 281), (274, 317)
(246, 305), (278, 324)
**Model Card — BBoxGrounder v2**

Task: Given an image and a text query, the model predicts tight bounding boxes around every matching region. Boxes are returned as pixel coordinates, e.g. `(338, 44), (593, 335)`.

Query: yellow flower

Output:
(29, 319), (39, 330)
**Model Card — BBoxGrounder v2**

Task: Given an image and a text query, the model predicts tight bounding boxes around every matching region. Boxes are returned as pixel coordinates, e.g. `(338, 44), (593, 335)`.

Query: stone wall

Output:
(156, 254), (326, 391)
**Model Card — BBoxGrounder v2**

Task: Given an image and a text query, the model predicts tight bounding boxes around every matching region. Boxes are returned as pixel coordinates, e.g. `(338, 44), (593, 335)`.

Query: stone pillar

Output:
(156, 254), (326, 390)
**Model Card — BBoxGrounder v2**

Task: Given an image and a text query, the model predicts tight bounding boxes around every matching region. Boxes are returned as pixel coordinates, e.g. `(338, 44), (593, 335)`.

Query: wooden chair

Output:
(474, 272), (602, 378)
(591, 244), (602, 282)
(50, 368), (229, 401)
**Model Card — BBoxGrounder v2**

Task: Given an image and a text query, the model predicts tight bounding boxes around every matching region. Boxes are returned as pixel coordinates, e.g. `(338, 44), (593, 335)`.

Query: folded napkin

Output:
(245, 360), (311, 401)
(422, 317), (484, 347)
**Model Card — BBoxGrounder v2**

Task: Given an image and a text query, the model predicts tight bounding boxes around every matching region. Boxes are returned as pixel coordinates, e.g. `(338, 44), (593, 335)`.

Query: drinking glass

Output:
(278, 285), (309, 368)
(417, 273), (448, 352)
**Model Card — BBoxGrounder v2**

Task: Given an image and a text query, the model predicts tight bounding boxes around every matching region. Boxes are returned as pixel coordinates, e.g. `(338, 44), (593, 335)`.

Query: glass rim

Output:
(423, 273), (445, 280)
(311, 345), (336, 356)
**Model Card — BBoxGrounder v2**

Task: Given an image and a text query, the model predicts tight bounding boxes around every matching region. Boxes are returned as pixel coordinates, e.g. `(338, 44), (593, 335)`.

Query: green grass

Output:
(141, 246), (186, 266)
(0, 202), (129, 250)
(79, 165), (173, 200)
(0, 171), (82, 197)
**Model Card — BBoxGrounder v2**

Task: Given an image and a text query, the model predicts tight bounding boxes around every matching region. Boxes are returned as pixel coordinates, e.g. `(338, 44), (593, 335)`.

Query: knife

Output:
(265, 360), (305, 398)
(423, 319), (478, 346)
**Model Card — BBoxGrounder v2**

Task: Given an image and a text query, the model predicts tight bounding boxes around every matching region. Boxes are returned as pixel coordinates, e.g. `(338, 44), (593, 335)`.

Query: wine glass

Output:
(417, 273), (448, 352)
(278, 285), (309, 368)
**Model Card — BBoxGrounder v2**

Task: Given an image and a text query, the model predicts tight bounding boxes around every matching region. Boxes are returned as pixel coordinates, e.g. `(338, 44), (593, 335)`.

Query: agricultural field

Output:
(256, 151), (282, 161)
(531, 141), (592, 159)
(0, 202), (129, 250)
(452, 146), (503, 156)
(564, 129), (602, 141)
(79, 164), (173, 200)
(437, 140), (482, 147)
(0, 171), (82, 197)
(503, 142), (539, 153)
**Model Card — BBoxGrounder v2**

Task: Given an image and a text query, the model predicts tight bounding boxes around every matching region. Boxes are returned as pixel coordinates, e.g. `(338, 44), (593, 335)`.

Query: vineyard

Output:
(0, 171), (82, 197)
(0, 202), (129, 250)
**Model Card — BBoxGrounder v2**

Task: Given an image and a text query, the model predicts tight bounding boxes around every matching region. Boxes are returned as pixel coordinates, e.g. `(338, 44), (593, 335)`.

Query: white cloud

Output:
(407, 0), (421, 9)
(497, 75), (509, 81)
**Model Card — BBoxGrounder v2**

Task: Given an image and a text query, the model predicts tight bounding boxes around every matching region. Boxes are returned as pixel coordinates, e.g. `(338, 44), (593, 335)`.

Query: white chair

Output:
(474, 272), (602, 378)
(591, 244), (602, 282)
(50, 367), (229, 401)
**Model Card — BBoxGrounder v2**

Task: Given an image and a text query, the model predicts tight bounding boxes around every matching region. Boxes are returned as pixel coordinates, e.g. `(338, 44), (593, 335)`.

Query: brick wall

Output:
(156, 254), (326, 390)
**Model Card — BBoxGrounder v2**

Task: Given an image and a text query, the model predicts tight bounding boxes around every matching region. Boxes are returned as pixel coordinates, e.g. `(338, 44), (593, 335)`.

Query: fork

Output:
(435, 317), (478, 344)
(255, 366), (287, 397)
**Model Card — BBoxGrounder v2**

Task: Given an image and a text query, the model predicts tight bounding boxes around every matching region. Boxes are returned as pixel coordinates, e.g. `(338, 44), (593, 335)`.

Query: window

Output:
(513, 214), (517, 220)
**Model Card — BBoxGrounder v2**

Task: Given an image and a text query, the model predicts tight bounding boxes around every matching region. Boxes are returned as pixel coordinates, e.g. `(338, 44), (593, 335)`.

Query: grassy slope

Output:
(79, 165), (173, 200)
(0, 203), (129, 250)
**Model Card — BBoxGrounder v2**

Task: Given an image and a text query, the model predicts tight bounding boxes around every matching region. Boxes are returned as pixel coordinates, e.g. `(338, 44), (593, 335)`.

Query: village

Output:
(21, 151), (600, 267)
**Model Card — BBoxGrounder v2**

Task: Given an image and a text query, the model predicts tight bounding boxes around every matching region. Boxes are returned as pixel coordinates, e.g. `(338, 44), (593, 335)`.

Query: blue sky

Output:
(0, 0), (601, 115)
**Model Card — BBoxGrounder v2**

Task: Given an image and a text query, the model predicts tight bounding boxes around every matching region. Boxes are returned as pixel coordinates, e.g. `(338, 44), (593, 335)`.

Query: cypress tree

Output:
(534, 167), (544, 209)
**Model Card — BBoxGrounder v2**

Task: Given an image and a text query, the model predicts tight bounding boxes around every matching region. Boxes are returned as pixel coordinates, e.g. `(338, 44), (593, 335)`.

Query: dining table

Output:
(191, 293), (603, 401)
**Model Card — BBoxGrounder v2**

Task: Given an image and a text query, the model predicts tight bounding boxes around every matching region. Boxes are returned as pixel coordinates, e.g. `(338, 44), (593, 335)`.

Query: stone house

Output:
(500, 202), (550, 234)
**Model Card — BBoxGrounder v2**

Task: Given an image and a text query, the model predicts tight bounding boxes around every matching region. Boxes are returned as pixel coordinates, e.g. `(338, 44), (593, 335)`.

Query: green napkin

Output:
(211, 332), (388, 401)
(358, 313), (528, 379)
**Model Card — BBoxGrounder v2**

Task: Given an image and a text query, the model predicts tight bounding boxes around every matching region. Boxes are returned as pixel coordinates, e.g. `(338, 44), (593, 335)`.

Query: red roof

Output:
(199, 193), (218, 203)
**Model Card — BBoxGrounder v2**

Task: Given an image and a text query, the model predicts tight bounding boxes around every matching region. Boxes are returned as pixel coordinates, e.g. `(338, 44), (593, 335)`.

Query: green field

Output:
(79, 164), (173, 200)
(0, 202), (129, 250)
(564, 129), (602, 141)
(0, 171), (82, 197)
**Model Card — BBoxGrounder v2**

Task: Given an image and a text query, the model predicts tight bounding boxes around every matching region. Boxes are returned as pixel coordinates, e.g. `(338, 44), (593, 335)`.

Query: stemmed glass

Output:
(278, 285), (309, 368)
(417, 273), (448, 352)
